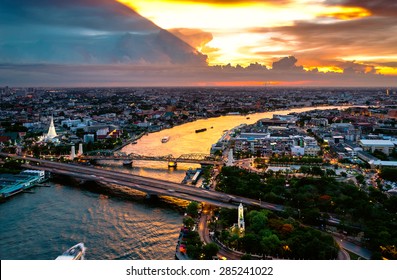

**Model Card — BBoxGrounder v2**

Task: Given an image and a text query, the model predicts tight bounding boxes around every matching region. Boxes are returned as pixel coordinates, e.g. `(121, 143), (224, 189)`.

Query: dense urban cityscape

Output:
(1, 86), (396, 260)
(2, 2), (397, 280)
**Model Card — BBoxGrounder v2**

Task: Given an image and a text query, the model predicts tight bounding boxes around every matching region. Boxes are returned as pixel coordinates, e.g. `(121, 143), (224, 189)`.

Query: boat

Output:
(122, 160), (133, 166)
(55, 243), (86, 260)
(161, 136), (170, 143)
(195, 128), (207, 133)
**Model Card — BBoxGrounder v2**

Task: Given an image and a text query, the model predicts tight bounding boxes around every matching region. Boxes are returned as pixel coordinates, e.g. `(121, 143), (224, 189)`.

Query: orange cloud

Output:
(318, 6), (371, 20)
(209, 80), (271, 87)
(304, 66), (343, 73)
(168, 28), (213, 51)
(149, 0), (292, 5)
(377, 67), (397, 76)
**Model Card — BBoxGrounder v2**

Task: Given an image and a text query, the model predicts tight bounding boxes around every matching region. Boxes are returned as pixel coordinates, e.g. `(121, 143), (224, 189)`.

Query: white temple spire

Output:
(46, 115), (58, 141)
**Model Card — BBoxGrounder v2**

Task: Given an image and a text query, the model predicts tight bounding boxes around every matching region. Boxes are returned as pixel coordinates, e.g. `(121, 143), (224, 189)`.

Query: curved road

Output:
(333, 235), (372, 260)
(2, 153), (372, 259)
(197, 206), (245, 260)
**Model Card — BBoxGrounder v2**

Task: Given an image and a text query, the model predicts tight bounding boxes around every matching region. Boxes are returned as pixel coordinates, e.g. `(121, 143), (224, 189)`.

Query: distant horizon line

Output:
(2, 85), (396, 89)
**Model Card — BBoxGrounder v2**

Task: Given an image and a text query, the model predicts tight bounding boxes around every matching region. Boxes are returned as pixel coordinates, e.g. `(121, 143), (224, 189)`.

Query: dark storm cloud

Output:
(272, 56), (303, 71)
(0, 0), (158, 33)
(0, 0), (207, 65)
(0, 0), (396, 86)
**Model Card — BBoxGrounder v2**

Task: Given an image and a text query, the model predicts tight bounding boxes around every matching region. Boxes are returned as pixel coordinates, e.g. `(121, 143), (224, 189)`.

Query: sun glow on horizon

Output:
(304, 66), (344, 73)
(116, 0), (397, 75)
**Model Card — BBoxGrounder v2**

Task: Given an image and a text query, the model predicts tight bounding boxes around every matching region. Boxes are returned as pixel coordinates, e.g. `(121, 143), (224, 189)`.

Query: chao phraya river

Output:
(124, 106), (344, 156)
(117, 105), (348, 181)
(0, 105), (347, 260)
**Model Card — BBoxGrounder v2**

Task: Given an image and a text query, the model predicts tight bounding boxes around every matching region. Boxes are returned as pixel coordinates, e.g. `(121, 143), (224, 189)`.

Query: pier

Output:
(181, 168), (202, 184)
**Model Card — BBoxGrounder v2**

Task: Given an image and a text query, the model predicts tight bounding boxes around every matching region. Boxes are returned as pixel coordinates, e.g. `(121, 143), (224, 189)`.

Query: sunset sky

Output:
(1, 0), (396, 86)
(119, 0), (396, 74)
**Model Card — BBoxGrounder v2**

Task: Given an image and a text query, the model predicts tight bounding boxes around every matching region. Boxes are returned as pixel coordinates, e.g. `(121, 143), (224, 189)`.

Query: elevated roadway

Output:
(2, 153), (283, 211)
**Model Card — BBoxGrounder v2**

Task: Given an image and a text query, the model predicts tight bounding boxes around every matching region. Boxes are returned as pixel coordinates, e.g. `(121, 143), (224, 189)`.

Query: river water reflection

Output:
(114, 106), (348, 183)
(123, 106), (347, 156)
(0, 105), (348, 260)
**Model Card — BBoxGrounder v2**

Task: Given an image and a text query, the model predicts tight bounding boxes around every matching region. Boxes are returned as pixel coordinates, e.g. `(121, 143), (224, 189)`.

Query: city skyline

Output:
(1, 0), (397, 87)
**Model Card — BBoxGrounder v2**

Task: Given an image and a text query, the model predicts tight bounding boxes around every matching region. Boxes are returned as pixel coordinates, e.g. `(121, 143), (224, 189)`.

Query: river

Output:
(0, 105), (347, 260)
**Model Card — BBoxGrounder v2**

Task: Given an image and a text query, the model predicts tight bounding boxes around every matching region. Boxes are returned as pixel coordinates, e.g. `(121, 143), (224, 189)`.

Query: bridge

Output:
(80, 151), (222, 166)
(1, 153), (283, 211)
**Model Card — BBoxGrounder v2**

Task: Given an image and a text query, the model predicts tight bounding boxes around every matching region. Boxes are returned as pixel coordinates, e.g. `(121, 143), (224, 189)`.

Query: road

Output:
(197, 205), (246, 260)
(2, 153), (284, 211)
(333, 235), (372, 260)
(3, 153), (373, 260)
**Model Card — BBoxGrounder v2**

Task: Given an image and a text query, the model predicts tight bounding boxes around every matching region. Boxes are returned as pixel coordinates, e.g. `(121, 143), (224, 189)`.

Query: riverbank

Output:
(122, 105), (353, 157)
(66, 104), (353, 157)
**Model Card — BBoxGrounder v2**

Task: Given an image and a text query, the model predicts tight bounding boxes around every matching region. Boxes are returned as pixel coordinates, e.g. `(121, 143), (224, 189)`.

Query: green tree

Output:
(261, 234), (281, 256)
(380, 168), (397, 182)
(311, 166), (324, 177)
(247, 210), (269, 232)
(299, 166), (311, 175)
(326, 169), (336, 177)
(202, 243), (219, 260)
(241, 233), (262, 254)
(186, 244), (201, 259)
(356, 174), (365, 184)
(183, 217), (195, 230)
(186, 201), (199, 218)
(241, 254), (253, 260)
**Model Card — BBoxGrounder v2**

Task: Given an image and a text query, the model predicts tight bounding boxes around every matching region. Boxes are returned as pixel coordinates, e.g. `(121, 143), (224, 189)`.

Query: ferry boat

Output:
(55, 243), (86, 260)
(195, 128), (207, 133)
(122, 160), (133, 166)
(161, 136), (170, 143)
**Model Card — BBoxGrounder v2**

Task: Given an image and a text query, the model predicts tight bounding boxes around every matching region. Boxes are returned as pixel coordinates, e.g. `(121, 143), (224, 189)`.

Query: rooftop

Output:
(359, 139), (395, 147)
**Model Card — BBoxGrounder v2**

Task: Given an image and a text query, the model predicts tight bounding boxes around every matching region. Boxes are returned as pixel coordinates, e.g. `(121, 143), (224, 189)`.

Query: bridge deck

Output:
(0, 153), (283, 212)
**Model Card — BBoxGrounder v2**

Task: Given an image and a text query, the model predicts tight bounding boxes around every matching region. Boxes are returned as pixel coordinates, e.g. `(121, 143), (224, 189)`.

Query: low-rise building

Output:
(359, 139), (395, 156)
